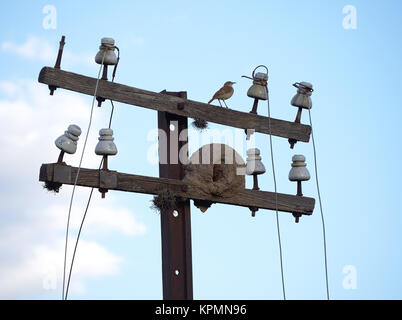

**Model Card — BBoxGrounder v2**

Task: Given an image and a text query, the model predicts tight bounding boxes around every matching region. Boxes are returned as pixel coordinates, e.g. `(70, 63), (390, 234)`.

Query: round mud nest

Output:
(183, 143), (245, 199)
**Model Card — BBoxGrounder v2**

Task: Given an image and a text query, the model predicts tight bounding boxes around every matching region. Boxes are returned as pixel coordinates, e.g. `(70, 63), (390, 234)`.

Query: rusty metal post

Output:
(158, 91), (193, 300)
(288, 107), (303, 149)
(49, 35), (65, 95)
(250, 98), (259, 114)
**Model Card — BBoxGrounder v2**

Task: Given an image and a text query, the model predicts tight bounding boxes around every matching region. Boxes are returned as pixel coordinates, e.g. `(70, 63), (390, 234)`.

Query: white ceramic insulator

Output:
(95, 128), (118, 156)
(246, 148), (266, 175)
(254, 72), (268, 81)
(291, 82), (313, 109)
(95, 37), (118, 65)
(247, 83), (268, 100)
(101, 37), (115, 46)
(54, 124), (82, 154)
(288, 154), (310, 181)
(247, 72), (268, 100)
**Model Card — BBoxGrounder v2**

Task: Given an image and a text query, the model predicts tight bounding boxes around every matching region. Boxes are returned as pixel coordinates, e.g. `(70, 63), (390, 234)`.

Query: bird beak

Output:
(232, 82), (236, 85)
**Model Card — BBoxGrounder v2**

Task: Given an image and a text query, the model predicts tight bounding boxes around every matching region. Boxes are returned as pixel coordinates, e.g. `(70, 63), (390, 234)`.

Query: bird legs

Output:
(218, 99), (229, 108)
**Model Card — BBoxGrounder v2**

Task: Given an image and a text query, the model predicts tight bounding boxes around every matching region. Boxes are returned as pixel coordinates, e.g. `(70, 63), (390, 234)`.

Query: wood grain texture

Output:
(39, 163), (315, 215)
(38, 67), (311, 142)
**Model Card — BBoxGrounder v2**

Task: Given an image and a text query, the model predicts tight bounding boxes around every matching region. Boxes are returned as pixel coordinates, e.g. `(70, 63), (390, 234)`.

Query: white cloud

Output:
(1, 35), (93, 67)
(0, 238), (121, 299)
(2, 36), (54, 61)
(0, 79), (147, 299)
(0, 81), (19, 96)
(44, 200), (147, 237)
(0, 80), (95, 170)
(84, 203), (147, 236)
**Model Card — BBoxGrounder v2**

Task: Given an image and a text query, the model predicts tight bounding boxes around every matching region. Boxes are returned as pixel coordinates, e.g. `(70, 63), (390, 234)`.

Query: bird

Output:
(208, 81), (235, 108)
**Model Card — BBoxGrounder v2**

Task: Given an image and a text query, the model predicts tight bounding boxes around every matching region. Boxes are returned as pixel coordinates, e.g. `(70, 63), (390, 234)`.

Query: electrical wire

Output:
(108, 100), (115, 128)
(307, 108), (330, 300)
(64, 100), (115, 300)
(265, 84), (287, 300)
(65, 54), (118, 299)
(62, 52), (106, 300)
(64, 163), (99, 300)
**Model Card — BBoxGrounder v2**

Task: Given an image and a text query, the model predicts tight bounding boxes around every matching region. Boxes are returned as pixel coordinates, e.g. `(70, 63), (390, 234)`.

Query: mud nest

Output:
(183, 143), (245, 198)
(192, 118), (209, 130)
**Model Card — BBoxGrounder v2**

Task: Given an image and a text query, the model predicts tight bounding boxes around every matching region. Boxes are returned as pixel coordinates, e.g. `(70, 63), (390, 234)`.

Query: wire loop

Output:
(293, 82), (314, 92)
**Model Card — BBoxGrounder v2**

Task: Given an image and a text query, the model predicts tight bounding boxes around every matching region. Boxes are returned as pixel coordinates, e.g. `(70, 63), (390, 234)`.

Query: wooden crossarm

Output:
(39, 163), (315, 216)
(38, 67), (312, 142)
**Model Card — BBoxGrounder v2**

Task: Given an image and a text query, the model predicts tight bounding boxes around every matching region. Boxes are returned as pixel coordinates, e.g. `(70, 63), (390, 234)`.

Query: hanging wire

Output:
(65, 58), (118, 299)
(62, 52), (106, 300)
(108, 100), (115, 128)
(64, 178), (97, 299)
(65, 101), (115, 300)
(264, 74), (287, 300)
(108, 46), (118, 129)
(307, 108), (330, 300)
(112, 46), (120, 82)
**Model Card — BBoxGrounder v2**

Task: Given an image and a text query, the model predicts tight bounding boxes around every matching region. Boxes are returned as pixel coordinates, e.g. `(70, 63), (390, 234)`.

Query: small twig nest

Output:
(192, 118), (209, 130)
(43, 181), (62, 193)
(151, 189), (180, 213)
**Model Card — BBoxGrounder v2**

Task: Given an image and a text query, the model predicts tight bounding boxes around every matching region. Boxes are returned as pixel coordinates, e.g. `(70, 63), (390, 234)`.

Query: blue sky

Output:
(0, 0), (401, 300)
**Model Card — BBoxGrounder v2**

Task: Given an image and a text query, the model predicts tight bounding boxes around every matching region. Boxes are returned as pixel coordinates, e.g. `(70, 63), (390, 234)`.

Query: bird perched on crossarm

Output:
(208, 81), (235, 108)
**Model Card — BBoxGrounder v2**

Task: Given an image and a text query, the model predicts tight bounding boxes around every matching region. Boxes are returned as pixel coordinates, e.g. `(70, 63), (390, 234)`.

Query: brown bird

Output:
(208, 81), (236, 108)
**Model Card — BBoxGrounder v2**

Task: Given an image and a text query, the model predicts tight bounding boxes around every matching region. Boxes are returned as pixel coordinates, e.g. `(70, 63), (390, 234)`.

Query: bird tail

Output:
(208, 98), (214, 104)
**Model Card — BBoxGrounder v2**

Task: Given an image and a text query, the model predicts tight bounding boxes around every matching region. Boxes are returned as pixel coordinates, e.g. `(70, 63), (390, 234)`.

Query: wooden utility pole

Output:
(38, 53), (315, 299)
(158, 91), (193, 299)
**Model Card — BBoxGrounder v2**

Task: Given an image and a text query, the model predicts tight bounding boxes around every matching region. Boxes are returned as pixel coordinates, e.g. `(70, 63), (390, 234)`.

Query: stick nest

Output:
(151, 189), (183, 213)
(43, 181), (62, 193)
(192, 118), (209, 130)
